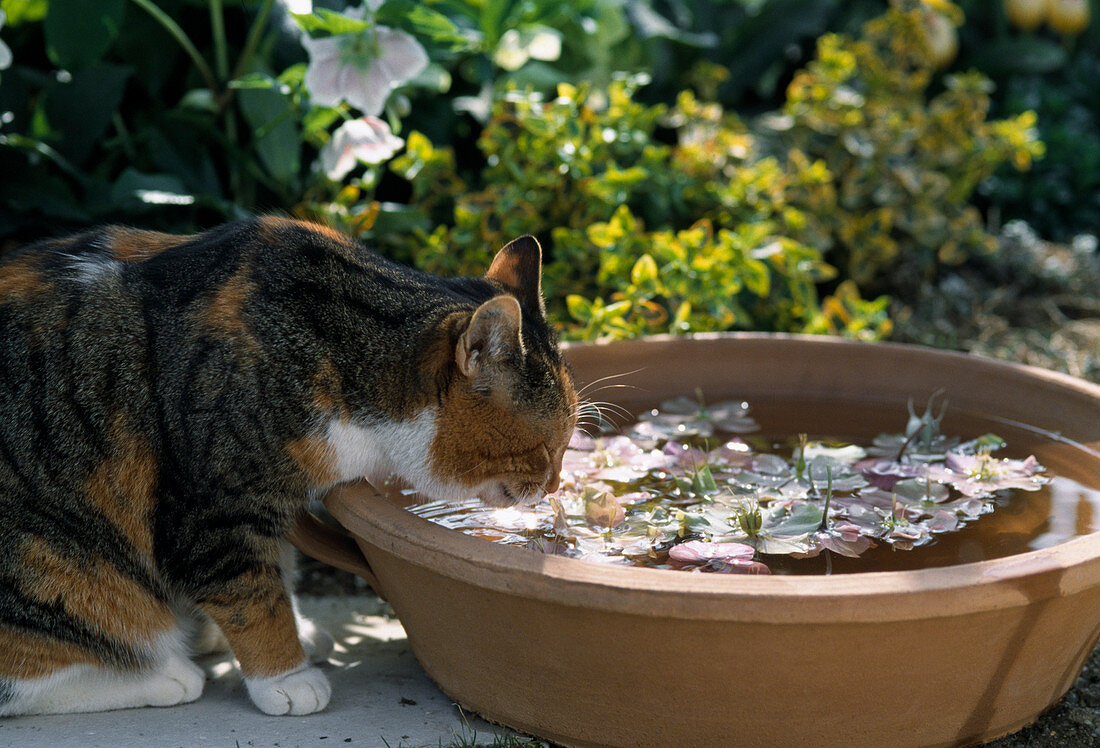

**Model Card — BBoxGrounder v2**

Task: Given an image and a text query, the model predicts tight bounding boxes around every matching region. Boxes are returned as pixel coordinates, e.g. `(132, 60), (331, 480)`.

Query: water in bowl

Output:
(406, 396), (1100, 575)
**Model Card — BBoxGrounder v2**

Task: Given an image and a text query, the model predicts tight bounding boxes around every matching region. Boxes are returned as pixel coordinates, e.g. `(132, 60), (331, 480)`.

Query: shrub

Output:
(768, 0), (1043, 293)
(383, 76), (890, 342)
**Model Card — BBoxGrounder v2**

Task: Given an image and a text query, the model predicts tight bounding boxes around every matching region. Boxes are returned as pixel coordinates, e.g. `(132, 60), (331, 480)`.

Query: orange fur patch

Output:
(204, 265), (256, 344)
(258, 216), (356, 260)
(200, 570), (304, 678)
(20, 538), (174, 643)
(108, 228), (188, 263)
(430, 392), (545, 486)
(430, 363), (576, 489)
(86, 417), (159, 558)
(0, 628), (98, 679)
(311, 358), (345, 416)
(286, 435), (339, 489)
(0, 255), (47, 302)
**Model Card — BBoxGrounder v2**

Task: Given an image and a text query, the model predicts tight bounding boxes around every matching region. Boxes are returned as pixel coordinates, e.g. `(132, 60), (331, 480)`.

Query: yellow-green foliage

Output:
(384, 1), (1037, 340)
(389, 77), (887, 341)
(775, 0), (1043, 288)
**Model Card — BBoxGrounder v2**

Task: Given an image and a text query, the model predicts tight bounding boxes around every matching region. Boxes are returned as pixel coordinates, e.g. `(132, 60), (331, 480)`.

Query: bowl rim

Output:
(325, 333), (1100, 625)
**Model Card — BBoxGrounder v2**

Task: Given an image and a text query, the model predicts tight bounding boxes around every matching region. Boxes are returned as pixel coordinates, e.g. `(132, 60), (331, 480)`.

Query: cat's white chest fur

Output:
(323, 408), (457, 499)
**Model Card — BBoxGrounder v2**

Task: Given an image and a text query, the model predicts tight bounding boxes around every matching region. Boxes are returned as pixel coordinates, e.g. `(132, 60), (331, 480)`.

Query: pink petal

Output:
(668, 540), (755, 565)
(856, 458), (927, 490)
(569, 431), (596, 450)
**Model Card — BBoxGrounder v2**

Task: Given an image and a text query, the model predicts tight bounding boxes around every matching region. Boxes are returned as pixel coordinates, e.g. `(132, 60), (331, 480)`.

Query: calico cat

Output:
(0, 216), (577, 716)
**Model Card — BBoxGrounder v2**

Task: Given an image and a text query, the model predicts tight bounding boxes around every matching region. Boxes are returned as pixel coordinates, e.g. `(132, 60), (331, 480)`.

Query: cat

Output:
(0, 216), (577, 716)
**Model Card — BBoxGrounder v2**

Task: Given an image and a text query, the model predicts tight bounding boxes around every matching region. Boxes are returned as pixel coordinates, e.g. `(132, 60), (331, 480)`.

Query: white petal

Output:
(282, 0), (313, 14)
(0, 41), (10, 72)
(323, 116), (404, 176)
(320, 127), (354, 180)
(342, 64), (388, 115)
(493, 29), (528, 71)
(526, 29), (562, 62)
(375, 27), (429, 84)
(302, 36), (349, 106)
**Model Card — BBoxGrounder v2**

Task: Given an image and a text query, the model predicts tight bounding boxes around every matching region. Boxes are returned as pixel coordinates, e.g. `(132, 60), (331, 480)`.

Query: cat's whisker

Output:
(584, 399), (634, 424)
(575, 368), (644, 398)
(455, 458), (489, 480)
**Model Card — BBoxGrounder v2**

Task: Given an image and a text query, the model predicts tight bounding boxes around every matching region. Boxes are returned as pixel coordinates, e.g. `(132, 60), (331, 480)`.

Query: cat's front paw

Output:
(245, 664), (331, 715)
(147, 655), (206, 707)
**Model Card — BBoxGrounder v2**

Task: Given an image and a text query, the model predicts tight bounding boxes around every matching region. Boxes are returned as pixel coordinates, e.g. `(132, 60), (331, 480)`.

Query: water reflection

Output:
(1031, 476), (1100, 549)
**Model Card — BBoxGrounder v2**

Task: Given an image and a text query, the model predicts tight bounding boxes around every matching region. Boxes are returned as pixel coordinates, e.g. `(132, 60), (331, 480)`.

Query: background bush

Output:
(0, 0), (1088, 343)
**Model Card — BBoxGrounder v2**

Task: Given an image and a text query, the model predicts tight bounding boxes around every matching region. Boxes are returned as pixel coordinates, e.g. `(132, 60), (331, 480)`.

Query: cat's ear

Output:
(456, 294), (524, 380)
(485, 235), (544, 315)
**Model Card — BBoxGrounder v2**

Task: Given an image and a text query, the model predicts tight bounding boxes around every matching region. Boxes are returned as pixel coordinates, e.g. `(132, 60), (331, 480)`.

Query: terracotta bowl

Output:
(293, 334), (1100, 748)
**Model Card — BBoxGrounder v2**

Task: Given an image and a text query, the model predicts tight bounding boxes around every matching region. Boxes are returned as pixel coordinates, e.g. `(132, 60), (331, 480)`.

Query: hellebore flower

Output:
(320, 115), (404, 179)
(302, 6), (428, 115)
(817, 522), (875, 557)
(561, 435), (674, 483)
(928, 453), (1047, 498)
(856, 458), (929, 490)
(636, 397), (758, 440)
(668, 540), (769, 573)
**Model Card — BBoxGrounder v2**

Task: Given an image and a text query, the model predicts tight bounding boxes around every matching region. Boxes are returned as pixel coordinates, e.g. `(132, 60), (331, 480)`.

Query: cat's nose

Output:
(544, 469), (561, 494)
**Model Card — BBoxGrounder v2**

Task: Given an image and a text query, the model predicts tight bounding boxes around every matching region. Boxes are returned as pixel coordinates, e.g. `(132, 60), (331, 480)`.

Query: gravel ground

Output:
(298, 222), (1100, 747)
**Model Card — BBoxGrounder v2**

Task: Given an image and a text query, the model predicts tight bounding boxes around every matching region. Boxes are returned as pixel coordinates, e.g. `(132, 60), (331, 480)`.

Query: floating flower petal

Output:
(928, 453), (1047, 497)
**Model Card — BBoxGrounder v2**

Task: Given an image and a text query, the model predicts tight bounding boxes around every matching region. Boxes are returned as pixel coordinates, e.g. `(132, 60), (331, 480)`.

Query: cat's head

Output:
(424, 236), (577, 507)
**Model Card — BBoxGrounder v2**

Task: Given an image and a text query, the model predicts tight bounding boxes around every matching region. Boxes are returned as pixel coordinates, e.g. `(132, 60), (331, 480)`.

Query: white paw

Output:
(297, 617), (334, 664)
(146, 656), (205, 707)
(245, 665), (330, 715)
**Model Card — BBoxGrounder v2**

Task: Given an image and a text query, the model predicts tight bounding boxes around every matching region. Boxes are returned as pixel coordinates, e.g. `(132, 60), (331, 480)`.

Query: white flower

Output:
(0, 11), (13, 71)
(492, 26), (562, 72)
(302, 6), (428, 116)
(282, 0), (313, 14)
(320, 116), (404, 180)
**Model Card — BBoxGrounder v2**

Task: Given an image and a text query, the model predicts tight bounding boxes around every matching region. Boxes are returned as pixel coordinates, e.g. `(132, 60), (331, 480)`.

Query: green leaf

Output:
(566, 294), (593, 322)
(2, 0), (49, 25)
(236, 86), (301, 187)
(741, 256), (771, 297)
(375, 0), (476, 50)
(42, 63), (130, 165)
(0, 168), (90, 221)
(109, 168), (194, 211)
(764, 502), (823, 537)
(630, 253), (658, 287)
(292, 8), (371, 36)
(598, 299), (633, 321)
(179, 88), (217, 112)
(45, 0), (126, 69)
(754, 533), (813, 555)
(228, 72), (282, 91)
(367, 203), (430, 237)
(301, 105), (342, 139)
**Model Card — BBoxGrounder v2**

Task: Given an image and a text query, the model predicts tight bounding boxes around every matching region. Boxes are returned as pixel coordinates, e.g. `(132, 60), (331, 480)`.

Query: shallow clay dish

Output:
(294, 334), (1100, 748)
